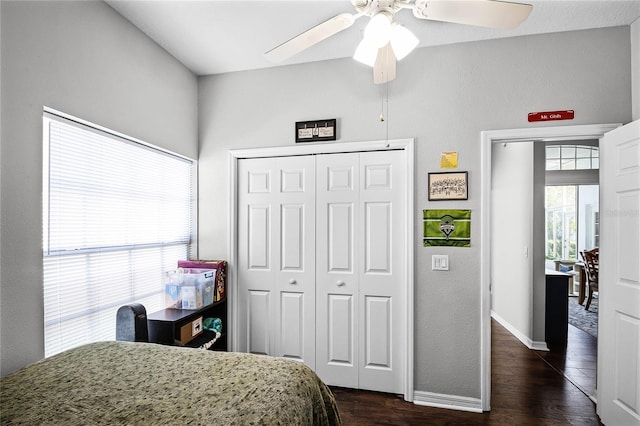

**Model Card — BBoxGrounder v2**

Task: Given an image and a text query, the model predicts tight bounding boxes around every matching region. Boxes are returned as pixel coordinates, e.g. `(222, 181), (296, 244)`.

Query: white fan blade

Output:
(413, 0), (532, 30)
(265, 13), (357, 62)
(373, 43), (396, 84)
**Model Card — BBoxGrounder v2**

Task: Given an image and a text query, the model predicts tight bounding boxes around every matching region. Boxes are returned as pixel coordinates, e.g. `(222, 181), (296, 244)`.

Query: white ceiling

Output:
(106, 0), (640, 76)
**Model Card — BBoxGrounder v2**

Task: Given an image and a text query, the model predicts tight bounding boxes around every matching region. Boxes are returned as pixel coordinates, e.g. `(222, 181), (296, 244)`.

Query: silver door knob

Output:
(337, 280), (345, 287)
(289, 279), (297, 284)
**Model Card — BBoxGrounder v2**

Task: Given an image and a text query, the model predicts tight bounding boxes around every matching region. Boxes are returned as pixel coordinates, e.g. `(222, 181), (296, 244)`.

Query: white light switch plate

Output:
(432, 255), (449, 271)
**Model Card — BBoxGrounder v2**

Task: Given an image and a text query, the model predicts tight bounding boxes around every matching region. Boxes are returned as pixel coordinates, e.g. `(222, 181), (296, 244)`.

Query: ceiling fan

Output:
(265, 0), (533, 84)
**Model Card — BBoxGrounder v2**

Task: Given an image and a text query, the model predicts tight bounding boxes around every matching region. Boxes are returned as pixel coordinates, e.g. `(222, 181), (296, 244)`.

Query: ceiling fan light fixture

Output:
(364, 10), (393, 48)
(353, 38), (378, 67)
(390, 23), (419, 60)
(266, 0), (533, 84)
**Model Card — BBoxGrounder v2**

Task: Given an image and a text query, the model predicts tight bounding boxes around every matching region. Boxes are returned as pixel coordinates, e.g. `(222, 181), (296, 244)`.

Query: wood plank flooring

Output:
(539, 323), (598, 400)
(331, 319), (602, 425)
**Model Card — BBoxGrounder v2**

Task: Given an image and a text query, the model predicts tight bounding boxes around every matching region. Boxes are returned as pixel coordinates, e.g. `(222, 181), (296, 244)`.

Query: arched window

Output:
(546, 144), (599, 171)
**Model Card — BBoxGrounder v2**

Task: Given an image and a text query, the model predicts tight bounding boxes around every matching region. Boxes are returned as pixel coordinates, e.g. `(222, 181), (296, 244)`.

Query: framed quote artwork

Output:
(428, 171), (468, 201)
(295, 119), (337, 143)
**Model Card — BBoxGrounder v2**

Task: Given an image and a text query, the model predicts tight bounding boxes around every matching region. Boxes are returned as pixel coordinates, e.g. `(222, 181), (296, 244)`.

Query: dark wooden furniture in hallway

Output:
(545, 269), (571, 345)
(331, 319), (602, 425)
(580, 247), (600, 310)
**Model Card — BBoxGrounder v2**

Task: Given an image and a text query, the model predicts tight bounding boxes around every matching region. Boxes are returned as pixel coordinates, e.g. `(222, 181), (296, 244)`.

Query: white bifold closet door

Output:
(237, 150), (404, 394)
(315, 151), (404, 393)
(237, 155), (316, 368)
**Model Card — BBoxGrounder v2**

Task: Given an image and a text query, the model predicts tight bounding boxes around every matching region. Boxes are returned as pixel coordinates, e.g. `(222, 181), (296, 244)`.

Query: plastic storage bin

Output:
(177, 260), (226, 302)
(164, 268), (216, 310)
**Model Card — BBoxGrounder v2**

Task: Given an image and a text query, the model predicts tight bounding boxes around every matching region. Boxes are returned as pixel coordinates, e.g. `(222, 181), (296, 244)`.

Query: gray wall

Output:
(198, 27), (633, 399)
(532, 142), (547, 344)
(633, 18), (639, 121)
(490, 142), (534, 341)
(0, 0), (198, 376)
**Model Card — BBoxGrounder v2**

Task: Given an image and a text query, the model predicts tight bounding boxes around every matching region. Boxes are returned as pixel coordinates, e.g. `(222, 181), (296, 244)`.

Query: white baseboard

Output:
(413, 390), (483, 413)
(491, 310), (549, 352)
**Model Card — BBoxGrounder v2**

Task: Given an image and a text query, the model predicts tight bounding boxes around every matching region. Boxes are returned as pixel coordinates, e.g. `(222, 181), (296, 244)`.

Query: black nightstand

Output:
(147, 299), (227, 350)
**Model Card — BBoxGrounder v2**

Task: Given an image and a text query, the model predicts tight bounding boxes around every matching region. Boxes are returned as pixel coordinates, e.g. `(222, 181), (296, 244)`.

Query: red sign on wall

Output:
(528, 110), (574, 122)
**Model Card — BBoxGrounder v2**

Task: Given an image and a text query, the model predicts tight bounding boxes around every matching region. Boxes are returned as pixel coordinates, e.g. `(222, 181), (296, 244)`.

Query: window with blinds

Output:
(42, 110), (194, 357)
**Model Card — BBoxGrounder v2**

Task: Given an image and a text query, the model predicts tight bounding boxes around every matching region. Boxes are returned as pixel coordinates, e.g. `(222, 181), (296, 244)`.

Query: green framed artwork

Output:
(423, 209), (471, 247)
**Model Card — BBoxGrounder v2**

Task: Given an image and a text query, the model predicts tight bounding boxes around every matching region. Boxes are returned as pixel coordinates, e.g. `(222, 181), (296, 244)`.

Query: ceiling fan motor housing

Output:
(351, 0), (408, 17)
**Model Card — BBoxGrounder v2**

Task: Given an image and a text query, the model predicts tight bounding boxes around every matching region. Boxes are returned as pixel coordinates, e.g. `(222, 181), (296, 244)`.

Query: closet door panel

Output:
(248, 290), (272, 355)
(239, 156), (315, 365)
(280, 204), (304, 270)
(247, 205), (271, 269)
(358, 150), (404, 394)
(280, 291), (305, 360)
(275, 156), (316, 368)
(364, 295), (391, 368)
(327, 294), (355, 364)
(328, 203), (353, 272)
(238, 158), (276, 354)
(365, 202), (391, 273)
(316, 153), (359, 388)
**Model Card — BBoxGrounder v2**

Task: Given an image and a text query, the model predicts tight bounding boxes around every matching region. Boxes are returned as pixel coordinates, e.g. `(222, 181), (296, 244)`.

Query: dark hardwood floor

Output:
(538, 323), (598, 401)
(331, 319), (602, 425)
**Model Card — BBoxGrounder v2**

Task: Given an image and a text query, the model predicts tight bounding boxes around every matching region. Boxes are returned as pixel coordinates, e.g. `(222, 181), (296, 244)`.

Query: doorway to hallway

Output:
(480, 123), (619, 411)
(543, 142), (600, 400)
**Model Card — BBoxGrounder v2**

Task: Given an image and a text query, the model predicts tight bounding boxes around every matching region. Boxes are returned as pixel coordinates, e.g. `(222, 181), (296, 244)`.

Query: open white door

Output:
(598, 119), (640, 426)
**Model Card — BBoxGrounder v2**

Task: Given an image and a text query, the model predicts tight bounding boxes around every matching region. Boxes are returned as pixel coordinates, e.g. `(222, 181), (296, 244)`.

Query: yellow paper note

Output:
(440, 152), (458, 169)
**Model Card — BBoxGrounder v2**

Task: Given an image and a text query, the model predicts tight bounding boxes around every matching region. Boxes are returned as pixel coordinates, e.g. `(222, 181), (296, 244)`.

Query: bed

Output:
(0, 341), (341, 425)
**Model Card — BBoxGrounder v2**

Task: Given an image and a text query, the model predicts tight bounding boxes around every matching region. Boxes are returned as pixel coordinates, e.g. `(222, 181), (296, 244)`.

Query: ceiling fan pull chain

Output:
(385, 82), (390, 148)
(380, 86), (385, 122)
(379, 82), (390, 147)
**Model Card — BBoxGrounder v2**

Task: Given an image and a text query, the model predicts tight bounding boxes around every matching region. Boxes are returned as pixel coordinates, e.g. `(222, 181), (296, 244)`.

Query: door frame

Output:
(480, 123), (620, 411)
(228, 138), (415, 401)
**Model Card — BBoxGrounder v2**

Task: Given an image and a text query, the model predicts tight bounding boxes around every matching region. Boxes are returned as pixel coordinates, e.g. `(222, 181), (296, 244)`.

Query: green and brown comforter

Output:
(1, 341), (341, 425)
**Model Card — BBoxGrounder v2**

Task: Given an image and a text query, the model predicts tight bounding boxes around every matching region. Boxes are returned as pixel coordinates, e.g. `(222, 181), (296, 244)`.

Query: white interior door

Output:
(276, 156), (316, 367)
(237, 156), (316, 368)
(238, 157), (275, 356)
(598, 119), (640, 426)
(357, 150), (405, 393)
(316, 152), (360, 388)
(315, 150), (404, 394)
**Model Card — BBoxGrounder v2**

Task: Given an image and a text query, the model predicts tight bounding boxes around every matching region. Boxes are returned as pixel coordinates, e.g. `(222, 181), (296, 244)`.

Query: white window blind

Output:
(43, 111), (194, 357)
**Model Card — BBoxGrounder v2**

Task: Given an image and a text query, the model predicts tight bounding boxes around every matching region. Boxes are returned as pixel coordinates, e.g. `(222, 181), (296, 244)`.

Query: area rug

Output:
(568, 295), (598, 338)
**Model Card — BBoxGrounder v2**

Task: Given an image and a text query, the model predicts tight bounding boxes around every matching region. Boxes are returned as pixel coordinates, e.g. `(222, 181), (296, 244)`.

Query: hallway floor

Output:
(537, 322), (598, 401)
